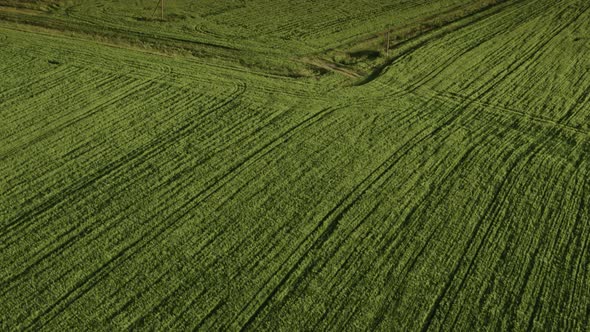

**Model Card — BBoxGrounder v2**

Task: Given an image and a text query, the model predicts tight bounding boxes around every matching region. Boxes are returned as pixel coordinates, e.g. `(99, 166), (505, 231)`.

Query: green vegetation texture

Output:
(1, 0), (589, 330)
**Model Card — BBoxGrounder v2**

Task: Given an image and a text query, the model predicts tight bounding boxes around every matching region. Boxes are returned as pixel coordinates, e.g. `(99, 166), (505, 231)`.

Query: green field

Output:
(1, 0), (590, 330)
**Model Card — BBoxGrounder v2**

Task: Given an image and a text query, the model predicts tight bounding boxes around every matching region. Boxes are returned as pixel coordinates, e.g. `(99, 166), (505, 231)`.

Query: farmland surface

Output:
(1, 0), (590, 330)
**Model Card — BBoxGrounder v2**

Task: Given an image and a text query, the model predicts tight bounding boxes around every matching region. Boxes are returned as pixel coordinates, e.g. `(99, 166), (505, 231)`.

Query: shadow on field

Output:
(348, 50), (381, 60)
(134, 13), (188, 22)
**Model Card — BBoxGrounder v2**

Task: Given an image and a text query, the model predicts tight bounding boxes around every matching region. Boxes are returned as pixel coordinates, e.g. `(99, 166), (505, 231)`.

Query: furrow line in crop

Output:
(502, 147), (580, 330)
(0, 73), (125, 145)
(356, 0), (530, 87)
(464, 139), (572, 324)
(486, 2), (590, 97)
(0, 56), (37, 77)
(412, 0), (576, 106)
(0, 83), (201, 211)
(0, 72), (118, 131)
(73, 105), (296, 326)
(341, 116), (515, 327)
(525, 275), (548, 331)
(0, 75), (148, 162)
(20, 104), (337, 329)
(0, 79), (214, 238)
(290, 56), (560, 326)
(565, 171), (590, 323)
(0, 87), (229, 276)
(84, 107), (330, 324)
(11, 86), (246, 327)
(367, 128), (511, 329)
(418, 130), (557, 331)
(310, 209), (383, 330)
(430, 90), (587, 135)
(235, 88), (490, 329)
(390, 0), (539, 96)
(0, 87), (198, 274)
(445, 138), (581, 330)
(117, 107), (342, 329)
(558, 78), (590, 125)
(535, 163), (586, 330)
(0, 63), (80, 102)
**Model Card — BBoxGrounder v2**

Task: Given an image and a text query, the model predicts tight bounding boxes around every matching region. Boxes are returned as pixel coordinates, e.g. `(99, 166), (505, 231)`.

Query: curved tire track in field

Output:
(418, 136), (551, 332)
(236, 82), (493, 329)
(0, 82), (245, 267)
(14, 103), (344, 329)
(365, 121), (523, 329)
(240, 70), (479, 327)
(446, 140), (583, 329)
(120, 106), (345, 329)
(1, 83), (247, 327)
(0, 82), (241, 243)
(2, 0), (590, 330)
(355, 0), (529, 87)
(415, 0), (590, 116)
(417, 117), (584, 330)
(233, 1), (590, 323)
(0, 86), (213, 277)
(0, 73), (125, 148)
(365, 0), (563, 99)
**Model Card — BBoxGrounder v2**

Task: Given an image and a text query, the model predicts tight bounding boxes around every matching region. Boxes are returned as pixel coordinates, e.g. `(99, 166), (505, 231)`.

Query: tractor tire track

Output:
(20, 104), (342, 329)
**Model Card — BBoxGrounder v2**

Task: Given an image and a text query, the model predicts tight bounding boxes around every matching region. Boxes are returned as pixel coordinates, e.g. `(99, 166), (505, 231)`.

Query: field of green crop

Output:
(1, 0), (589, 330)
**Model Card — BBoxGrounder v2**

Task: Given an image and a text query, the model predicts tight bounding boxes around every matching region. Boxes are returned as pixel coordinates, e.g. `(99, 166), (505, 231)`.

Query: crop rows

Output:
(1, 0), (589, 330)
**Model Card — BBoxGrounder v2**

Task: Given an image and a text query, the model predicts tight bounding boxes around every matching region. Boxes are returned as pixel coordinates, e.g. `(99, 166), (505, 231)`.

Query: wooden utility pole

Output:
(386, 26), (390, 57)
(151, 0), (164, 20)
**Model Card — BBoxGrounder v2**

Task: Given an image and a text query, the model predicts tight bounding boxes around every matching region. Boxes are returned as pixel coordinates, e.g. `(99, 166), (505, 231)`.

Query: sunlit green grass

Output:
(1, 0), (589, 330)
